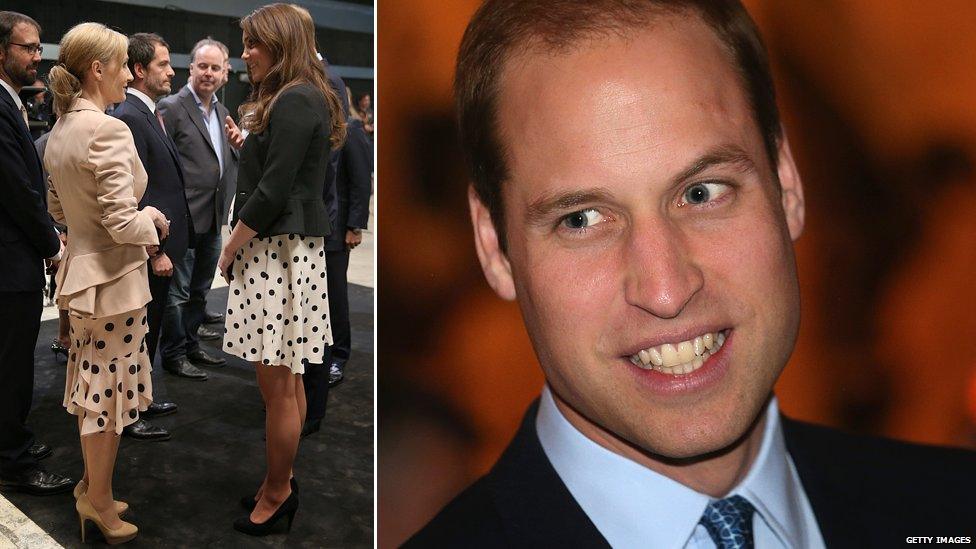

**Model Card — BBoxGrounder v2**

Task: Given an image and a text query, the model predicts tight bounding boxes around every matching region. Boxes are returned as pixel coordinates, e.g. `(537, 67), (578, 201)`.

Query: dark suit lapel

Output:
(179, 88), (217, 157)
(487, 401), (611, 547)
(781, 416), (870, 548)
(126, 94), (184, 184)
(0, 88), (34, 141)
(1, 89), (44, 188)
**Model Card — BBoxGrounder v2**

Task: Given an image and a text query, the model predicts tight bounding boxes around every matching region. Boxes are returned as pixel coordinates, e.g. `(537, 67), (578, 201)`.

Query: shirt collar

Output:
(126, 87), (156, 114)
(536, 386), (805, 548)
(0, 78), (25, 113)
(186, 83), (218, 108)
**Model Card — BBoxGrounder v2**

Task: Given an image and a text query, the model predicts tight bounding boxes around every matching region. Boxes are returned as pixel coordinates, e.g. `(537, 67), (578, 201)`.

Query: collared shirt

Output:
(126, 87), (156, 114)
(0, 77), (26, 124)
(186, 83), (224, 177)
(536, 386), (826, 548)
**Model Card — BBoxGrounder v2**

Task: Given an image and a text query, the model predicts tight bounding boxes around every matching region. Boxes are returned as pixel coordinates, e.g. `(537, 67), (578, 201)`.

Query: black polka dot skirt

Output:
(62, 308), (152, 436)
(224, 234), (331, 374)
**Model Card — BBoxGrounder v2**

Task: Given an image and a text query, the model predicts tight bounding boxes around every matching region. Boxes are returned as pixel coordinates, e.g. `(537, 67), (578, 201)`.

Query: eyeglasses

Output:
(9, 42), (43, 55)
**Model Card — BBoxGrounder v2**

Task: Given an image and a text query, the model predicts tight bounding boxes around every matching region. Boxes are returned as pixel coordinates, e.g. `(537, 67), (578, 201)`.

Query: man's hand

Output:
(346, 229), (363, 250)
(151, 252), (173, 277)
(224, 116), (245, 150)
(146, 245), (159, 257)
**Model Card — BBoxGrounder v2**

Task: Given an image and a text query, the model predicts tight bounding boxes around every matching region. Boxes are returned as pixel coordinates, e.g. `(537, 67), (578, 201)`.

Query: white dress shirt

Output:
(186, 84), (224, 177)
(126, 87), (157, 114)
(536, 386), (826, 548)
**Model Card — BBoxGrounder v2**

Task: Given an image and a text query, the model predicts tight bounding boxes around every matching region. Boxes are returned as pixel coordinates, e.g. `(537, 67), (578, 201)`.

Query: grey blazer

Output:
(158, 85), (238, 235)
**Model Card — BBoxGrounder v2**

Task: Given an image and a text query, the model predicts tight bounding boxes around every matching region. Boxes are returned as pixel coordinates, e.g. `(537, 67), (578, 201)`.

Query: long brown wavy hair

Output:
(239, 3), (346, 149)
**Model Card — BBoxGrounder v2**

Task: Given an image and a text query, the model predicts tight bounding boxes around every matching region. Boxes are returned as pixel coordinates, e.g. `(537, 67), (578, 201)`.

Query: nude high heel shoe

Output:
(77, 493), (137, 545)
(73, 480), (129, 515)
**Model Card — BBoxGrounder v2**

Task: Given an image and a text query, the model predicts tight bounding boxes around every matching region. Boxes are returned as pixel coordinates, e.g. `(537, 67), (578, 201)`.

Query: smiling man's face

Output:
(471, 13), (805, 463)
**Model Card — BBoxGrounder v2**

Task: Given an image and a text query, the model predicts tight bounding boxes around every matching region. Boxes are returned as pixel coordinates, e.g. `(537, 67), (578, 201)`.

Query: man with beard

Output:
(113, 33), (193, 440)
(158, 38), (237, 379)
(0, 10), (72, 495)
(408, 0), (976, 546)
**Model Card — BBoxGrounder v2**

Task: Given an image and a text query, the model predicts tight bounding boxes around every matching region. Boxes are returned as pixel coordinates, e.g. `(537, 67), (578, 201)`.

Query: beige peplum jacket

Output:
(45, 97), (159, 318)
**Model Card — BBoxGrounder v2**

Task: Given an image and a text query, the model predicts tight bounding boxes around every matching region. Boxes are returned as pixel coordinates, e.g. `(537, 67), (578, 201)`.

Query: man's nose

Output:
(623, 218), (704, 319)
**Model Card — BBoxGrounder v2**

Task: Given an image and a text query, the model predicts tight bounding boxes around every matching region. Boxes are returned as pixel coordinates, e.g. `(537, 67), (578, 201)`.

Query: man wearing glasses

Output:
(0, 10), (72, 496)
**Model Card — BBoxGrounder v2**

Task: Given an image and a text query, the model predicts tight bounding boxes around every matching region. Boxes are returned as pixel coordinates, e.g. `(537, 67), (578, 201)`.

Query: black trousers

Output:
(325, 248), (351, 366)
(147, 267), (172, 398)
(0, 291), (43, 475)
(303, 347), (333, 423)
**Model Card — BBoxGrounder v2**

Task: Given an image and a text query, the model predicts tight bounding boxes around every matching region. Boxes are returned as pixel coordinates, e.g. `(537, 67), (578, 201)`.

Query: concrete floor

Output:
(2, 281), (374, 548)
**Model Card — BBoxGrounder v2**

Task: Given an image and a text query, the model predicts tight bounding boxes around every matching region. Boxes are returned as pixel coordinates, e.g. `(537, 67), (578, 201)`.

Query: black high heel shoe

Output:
(240, 477), (298, 512)
(51, 339), (69, 360)
(233, 490), (299, 536)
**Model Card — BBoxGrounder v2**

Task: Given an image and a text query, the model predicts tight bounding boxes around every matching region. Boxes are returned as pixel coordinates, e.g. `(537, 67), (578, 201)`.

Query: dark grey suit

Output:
(157, 85), (238, 362)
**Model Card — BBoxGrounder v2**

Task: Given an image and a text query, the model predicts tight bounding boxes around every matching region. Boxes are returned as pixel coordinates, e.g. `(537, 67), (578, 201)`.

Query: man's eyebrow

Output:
(525, 187), (615, 225)
(670, 145), (758, 188)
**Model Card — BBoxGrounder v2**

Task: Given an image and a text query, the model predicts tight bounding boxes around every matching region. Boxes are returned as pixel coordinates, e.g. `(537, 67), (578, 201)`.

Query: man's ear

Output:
(469, 185), (517, 301)
(776, 131), (805, 241)
(132, 62), (146, 81)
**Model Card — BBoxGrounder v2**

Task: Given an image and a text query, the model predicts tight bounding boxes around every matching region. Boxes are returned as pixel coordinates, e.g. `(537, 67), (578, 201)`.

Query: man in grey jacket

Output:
(157, 37), (238, 379)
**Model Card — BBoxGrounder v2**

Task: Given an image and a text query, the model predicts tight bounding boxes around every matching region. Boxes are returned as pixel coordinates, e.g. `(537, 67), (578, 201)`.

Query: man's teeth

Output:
(629, 331), (726, 374)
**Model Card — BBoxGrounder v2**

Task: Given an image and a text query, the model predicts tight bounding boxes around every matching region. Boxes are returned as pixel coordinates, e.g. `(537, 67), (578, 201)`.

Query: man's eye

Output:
(561, 208), (604, 230)
(680, 182), (729, 206)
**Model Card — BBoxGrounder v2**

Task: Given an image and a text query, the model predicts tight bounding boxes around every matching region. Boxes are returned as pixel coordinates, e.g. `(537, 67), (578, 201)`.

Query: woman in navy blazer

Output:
(216, 2), (346, 536)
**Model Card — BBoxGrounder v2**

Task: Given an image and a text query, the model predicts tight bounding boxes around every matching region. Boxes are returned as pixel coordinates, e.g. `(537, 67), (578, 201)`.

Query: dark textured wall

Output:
(8, 0), (373, 115)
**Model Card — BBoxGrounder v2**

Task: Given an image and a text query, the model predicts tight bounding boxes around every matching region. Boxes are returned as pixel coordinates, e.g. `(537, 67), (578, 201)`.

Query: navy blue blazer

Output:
(408, 400), (976, 548)
(325, 117), (372, 253)
(113, 93), (193, 259)
(0, 87), (59, 291)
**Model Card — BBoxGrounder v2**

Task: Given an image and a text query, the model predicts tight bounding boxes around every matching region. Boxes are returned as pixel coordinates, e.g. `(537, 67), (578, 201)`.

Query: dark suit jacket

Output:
(158, 86), (238, 235)
(0, 87), (59, 291)
(323, 61), (349, 231)
(408, 400), (976, 548)
(113, 93), (193, 260)
(234, 84), (332, 239)
(325, 117), (372, 253)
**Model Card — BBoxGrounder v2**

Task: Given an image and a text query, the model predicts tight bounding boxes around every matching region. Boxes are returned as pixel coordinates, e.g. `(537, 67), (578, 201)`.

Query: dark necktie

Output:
(699, 495), (756, 549)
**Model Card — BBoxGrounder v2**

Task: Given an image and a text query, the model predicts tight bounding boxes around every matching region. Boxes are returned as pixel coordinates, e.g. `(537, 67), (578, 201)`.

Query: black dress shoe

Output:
(197, 325), (222, 340)
(205, 310), (225, 324)
(27, 443), (52, 461)
(122, 419), (171, 441)
(0, 468), (74, 495)
(300, 419), (321, 439)
(234, 490), (299, 535)
(328, 363), (344, 388)
(142, 401), (178, 418)
(163, 357), (209, 380)
(187, 348), (227, 366)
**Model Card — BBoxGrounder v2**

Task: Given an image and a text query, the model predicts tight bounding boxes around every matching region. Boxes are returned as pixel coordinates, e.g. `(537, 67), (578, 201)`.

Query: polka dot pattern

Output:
(224, 235), (331, 374)
(62, 308), (152, 436)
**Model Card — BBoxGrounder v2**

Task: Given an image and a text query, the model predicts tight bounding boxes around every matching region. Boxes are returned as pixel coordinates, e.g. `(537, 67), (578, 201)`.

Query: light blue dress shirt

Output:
(186, 84), (224, 178)
(536, 386), (826, 548)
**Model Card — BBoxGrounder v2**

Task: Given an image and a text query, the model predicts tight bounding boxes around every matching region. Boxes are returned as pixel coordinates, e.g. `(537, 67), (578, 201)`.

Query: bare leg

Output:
(292, 375), (306, 480)
(84, 431), (123, 530)
(77, 415), (89, 486)
(251, 364), (299, 523)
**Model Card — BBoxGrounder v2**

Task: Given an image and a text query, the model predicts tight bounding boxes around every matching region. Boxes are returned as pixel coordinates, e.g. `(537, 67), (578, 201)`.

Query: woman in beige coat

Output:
(45, 22), (169, 545)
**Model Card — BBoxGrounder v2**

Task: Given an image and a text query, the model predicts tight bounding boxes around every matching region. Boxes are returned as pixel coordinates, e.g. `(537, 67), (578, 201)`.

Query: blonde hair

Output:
(239, 3), (346, 149)
(48, 22), (127, 116)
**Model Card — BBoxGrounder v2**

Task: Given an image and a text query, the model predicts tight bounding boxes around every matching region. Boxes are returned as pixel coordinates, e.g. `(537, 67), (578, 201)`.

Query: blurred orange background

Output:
(377, 1), (976, 546)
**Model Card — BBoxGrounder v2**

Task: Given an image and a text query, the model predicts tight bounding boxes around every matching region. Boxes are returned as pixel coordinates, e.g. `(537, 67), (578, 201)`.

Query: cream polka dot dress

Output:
(63, 308), (153, 435)
(224, 234), (332, 374)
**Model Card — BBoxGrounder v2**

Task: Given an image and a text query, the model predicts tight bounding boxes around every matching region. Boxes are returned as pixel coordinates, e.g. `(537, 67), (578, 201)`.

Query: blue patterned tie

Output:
(699, 495), (756, 549)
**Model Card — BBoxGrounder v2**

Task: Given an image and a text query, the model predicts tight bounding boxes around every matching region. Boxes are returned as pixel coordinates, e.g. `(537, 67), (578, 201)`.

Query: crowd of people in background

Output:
(0, 3), (372, 544)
